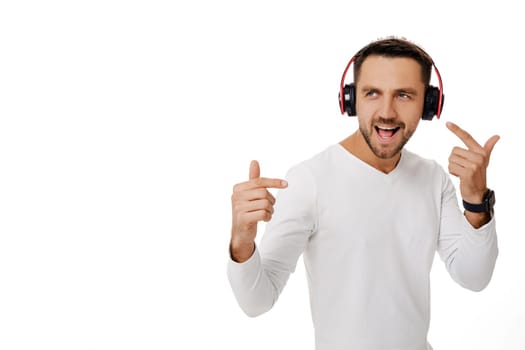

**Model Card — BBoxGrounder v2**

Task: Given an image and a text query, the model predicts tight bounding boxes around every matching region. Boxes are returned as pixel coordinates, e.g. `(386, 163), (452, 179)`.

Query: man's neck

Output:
(339, 131), (401, 174)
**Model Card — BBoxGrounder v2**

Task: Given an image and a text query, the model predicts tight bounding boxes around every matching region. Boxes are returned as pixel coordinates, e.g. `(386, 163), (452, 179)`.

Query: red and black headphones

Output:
(338, 54), (445, 121)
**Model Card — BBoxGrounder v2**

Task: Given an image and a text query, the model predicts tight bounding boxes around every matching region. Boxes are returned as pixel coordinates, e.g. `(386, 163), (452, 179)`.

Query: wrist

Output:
(230, 238), (255, 263)
(464, 210), (491, 229)
(462, 188), (487, 205)
(462, 189), (495, 212)
(462, 188), (495, 228)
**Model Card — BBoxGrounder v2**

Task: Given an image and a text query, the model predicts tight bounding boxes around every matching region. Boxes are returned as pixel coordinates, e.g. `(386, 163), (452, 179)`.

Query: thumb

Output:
(483, 135), (500, 157)
(249, 160), (260, 180)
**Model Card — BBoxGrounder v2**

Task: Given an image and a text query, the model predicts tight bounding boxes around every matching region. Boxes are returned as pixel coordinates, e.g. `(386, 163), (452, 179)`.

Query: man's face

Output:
(355, 55), (426, 160)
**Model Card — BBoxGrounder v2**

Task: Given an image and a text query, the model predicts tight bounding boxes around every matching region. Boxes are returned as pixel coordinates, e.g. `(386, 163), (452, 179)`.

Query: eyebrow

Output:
(360, 85), (419, 95)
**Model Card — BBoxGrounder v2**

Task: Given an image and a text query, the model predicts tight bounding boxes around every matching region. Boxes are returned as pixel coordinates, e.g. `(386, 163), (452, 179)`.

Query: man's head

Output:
(352, 37), (434, 160)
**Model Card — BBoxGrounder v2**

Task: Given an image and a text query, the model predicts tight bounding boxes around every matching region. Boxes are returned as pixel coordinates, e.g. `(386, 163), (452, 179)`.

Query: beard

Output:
(359, 117), (415, 159)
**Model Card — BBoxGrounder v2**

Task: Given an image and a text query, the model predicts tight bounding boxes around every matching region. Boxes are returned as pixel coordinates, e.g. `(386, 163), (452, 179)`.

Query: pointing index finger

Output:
(252, 177), (288, 189)
(446, 121), (482, 151)
(234, 177), (288, 192)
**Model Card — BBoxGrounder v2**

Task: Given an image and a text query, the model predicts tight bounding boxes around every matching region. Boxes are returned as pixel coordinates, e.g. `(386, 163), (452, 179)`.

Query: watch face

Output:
(488, 190), (495, 207)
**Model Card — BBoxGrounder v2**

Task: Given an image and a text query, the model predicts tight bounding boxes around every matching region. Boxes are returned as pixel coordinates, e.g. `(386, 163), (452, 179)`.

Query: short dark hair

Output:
(353, 37), (433, 86)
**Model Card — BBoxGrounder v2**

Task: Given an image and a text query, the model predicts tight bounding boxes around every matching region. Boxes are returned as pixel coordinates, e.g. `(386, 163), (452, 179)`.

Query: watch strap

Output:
(462, 189), (494, 213)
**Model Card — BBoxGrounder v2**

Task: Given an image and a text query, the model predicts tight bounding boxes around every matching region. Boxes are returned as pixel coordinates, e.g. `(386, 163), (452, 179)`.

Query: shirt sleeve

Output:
(436, 171), (499, 291)
(227, 163), (318, 317)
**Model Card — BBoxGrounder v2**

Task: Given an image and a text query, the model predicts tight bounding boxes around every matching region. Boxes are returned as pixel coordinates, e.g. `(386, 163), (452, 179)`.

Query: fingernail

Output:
(281, 180), (288, 187)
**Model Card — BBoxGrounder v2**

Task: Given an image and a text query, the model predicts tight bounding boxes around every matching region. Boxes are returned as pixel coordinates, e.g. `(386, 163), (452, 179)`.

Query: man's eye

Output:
(365, 91), (377, 97)
(399, 92), (411, 99)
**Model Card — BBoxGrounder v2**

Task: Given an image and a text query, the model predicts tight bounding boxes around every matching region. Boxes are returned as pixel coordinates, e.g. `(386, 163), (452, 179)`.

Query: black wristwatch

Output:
(462, 189), (496, 216)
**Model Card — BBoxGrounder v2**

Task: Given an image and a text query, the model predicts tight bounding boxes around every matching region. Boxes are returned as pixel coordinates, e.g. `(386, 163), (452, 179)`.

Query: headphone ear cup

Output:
(343, 83), (357, 116)
(422, 86), (440, 120)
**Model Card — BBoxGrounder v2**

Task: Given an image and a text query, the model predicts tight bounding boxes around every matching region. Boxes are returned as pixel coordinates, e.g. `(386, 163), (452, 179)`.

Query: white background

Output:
(0, 1), (523, 349)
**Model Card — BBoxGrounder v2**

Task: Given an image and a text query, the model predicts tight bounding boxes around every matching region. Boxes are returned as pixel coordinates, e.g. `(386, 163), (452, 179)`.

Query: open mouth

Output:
(375, 125), (401, 141)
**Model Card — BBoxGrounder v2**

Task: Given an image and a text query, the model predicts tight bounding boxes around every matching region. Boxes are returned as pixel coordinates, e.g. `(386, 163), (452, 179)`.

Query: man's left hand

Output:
(446, 121), (500, 204)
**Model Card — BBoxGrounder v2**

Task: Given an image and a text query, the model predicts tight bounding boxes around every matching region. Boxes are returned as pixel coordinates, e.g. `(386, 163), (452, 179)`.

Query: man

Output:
(227, 37), (499, 350)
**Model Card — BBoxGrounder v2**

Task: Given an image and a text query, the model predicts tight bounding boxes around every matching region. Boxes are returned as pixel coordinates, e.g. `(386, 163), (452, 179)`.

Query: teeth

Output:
(377, 126), (397, 130)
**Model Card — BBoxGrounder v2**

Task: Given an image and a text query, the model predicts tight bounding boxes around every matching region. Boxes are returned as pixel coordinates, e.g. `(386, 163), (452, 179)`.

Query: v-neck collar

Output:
(334, 143), (406, 182)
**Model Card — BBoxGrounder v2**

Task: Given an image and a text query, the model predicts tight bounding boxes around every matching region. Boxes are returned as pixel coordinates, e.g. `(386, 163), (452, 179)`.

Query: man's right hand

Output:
(230, 160), (288, 263)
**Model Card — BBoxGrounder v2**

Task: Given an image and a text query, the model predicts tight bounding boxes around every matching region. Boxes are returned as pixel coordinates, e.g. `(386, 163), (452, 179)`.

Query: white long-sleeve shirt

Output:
(227, 144), (498, 350)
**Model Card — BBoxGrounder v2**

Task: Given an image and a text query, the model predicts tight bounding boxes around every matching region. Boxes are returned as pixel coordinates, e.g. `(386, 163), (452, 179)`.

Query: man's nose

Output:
(378, 97), (397, 120)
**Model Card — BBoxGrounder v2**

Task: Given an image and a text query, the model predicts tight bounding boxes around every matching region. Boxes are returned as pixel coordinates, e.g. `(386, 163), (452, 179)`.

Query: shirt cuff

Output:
(463, 214), (496, 244)
(228, 243), (260, 267)
(227, 244), (262, 291)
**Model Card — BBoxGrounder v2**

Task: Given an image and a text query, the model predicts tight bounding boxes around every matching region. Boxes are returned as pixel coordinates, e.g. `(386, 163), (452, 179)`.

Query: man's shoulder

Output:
(290, 144), (341, 173)
(402, 148), (435, 163)
(402, 148), (447, 178)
